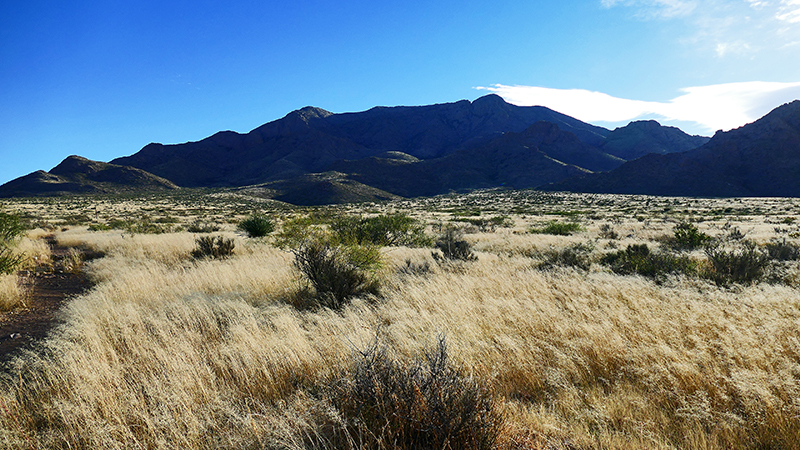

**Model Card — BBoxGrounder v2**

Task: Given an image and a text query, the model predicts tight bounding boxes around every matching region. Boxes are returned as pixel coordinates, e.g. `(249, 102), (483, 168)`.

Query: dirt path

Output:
(0, 236), (93, 364)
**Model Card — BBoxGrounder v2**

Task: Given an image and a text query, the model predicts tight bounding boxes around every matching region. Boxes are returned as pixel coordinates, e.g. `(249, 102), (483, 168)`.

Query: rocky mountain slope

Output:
(548, 100), (800, 197)
(0, 156), (178, 198)
(2, 95), (725, 203)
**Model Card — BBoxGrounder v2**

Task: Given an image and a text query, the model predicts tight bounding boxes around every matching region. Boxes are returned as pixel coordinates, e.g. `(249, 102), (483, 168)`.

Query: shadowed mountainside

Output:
(0, 156), (178, 198)
(109, 94), (612, 187)
(548, 100), (800, 197)
(601, 120), (710, 161)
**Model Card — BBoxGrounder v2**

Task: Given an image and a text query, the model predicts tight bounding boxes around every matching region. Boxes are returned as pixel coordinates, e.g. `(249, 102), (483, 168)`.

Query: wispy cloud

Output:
(602, 0), (800, 55)
(477, 82), (800, 133)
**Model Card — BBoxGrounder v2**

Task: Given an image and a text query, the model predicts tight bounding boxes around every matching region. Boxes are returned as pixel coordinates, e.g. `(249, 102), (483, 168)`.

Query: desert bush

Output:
(537, 242), (594, 271)
(398, 258), (432, 276)
(190, 236), (235, 260)
(601, 244), (698, 280)
(186, 221), (221, 233)
(672, 221), (711, 249)
(530, 221), (583, 236)
(238, 214), (274, 238)
(598, 223), (619, 240)
(330, 213), (431, 247)
(291, 238), (381, 309)
(456, 215), (515, 232)
(0, 212), (25, 274)
(433, 227), (477, 262)
(323, 335), (503, 450)
(765, 239), (800, 261)
(703, 240), (771, 286)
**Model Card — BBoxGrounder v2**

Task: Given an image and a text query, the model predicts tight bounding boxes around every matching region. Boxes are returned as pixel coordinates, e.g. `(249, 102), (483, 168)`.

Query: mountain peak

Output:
(50, 155), (105, 175)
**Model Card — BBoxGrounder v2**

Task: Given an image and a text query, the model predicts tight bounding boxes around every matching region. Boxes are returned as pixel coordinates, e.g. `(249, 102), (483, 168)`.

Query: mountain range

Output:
(3, 94), (799, 203)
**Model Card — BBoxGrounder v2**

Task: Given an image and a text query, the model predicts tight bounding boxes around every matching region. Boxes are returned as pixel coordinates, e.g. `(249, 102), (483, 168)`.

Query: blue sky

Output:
(2, 0), (799, 184)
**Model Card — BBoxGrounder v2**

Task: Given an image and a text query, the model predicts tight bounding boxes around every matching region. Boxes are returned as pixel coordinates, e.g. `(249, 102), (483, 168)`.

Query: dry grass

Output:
(0, 192), (799, 449)
(0, 274), (26, 311)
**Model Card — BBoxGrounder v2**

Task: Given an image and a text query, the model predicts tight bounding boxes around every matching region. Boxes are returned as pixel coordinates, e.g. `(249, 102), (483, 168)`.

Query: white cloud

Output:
(601, 0), (698, 18)
(602, 0), (800, 56)
(777, 0), (800, 22)
(476, 81), (800, 133)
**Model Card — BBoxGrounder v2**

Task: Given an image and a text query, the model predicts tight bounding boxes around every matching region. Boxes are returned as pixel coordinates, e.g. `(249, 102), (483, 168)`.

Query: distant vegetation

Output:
(1, 191), (799, 449)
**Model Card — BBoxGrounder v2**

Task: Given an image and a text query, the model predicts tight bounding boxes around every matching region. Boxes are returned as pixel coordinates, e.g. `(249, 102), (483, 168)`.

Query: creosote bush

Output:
(537, 242), (594, 271)
(530, 221), (583, 236)
(601, 243), (698, 281)
(0, 211), (25, 274)
(330, 213), (431, 247)
(291, 238), (382, 310)
(703, 239), (771, 286)
(765, 238), (800, 261)
(433, 227), (477, 262)
(238, 214), (274, 238)
(190, 236), (235, 259)
(322, 335), (503, 450)
(672, 221), (711, 249)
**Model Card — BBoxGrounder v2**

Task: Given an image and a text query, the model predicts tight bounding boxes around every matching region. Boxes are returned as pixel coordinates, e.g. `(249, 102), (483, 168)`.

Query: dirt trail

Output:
(0, 236), (93, 364)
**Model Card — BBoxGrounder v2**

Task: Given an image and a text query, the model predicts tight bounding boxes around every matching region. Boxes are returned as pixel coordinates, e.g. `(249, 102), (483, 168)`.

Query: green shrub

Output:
(530, 221), (583, 236)
(703, 240), (771, 286)
(672, 221), (711, 249)
(238, 214), (274, 238)
(324, 335), (503, 450)
(598, 223), (619, 240)
(601, 244), (698, 280)
(330, 213), (431, 247)
(538, 242), (594, 271)
(186, 221), (221, 233)
(0, 212), (25, 274)
(291, 238), (382, 310)
(457, 215), (515, 232)
(0, 212), (24, 243)
(190, 236), (235, 259)
(433, 227), (477, 262)
(765, 239), (800, 261)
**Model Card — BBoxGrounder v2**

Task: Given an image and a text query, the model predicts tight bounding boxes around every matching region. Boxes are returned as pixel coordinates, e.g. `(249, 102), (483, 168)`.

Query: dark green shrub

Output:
(0, 212), (25, 274)
(765, 239), (800, 261)
(186, 221), (221, 233)
(88, 223), (111, 232)
(457, 215), (515, 232)
(672, 221), (711, 249)
(238, 214), (274, 238)
(703, 240), (771, 286)
(291, 239), (381, 309)
(530, 221), (583, 236)
(190, 236), (235, 259)
(433, 227), (477, 262)
(0, 212), (24, 243)
(330, 213), (431, 247)
(538, 242), (594, 271)
(601, 244), (698, 280)
(324, 335), (503, 450)
(598, 223), (619, 240)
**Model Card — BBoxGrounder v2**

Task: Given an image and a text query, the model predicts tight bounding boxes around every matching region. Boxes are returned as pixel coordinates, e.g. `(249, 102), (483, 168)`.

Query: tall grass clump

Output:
(322, 335), (503, 450)
(238, 214), (274, 238)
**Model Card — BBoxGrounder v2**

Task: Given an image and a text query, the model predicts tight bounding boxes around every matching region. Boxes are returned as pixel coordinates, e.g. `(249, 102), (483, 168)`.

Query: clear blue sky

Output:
(2, 0), (800, 184)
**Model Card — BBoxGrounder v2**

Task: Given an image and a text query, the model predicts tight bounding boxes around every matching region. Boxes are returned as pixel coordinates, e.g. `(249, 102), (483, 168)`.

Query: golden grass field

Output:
(0, 190), (799, 449)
